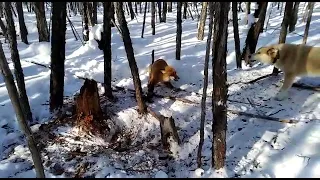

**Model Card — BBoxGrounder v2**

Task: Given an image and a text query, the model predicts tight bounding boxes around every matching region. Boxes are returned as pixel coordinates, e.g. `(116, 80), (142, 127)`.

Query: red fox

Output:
(146, 59), (180, 99)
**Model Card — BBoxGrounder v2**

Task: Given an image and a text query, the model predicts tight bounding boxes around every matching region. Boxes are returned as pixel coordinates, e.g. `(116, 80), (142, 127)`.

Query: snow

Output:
(1, 2), (320, 178)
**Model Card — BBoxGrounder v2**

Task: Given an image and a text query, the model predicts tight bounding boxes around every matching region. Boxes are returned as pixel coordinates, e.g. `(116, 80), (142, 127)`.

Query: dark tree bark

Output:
(197, 1), (214, 168)
(157, 2), (162, 22)
(183, 2), (187, 19)
(242, 2), (267, 66)
(162, 2), (167, 23)
(212, 2), (230, 170)
(16, 2), (28, 44)
(110, 3), (115, 27)
(168, 2), (172, 12)
(134, 2), (138, 14)
(34, 2), (50, 42)
(87, 2), (93, 26)
(4, 2), (33, 122)
(0, 18), (8, 40)
(92, 2), (98, 25)
(82, 2), (89, 41)
(302, 2), (314, 44)
(139, 2), (142, 14)
(232, 2), (241, 69)
(151, 2), (155, 35)
(246, 2), (250, 24)
(115, 2), (147, 114)
(289, 2), (300, 33)
(50, 2), (67, 112)
(0, 40), (45, 179)
(176, 2), (182, 60)
(141, 2), (147, 38)
(10, 3), (17, 18)
(0, 3), (3, 18)
(103, 2), (113, 99)
(197, 2), (208, 40)
(128, 2), (135, 20)
(273, 2), (293, 75)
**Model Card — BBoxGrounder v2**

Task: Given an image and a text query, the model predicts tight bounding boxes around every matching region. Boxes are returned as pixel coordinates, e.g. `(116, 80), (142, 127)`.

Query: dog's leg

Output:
(275, 73), (295, 101)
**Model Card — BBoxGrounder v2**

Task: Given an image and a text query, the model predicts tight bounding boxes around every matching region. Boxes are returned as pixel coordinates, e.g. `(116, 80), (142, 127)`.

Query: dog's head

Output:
(250, 45), (280, 65)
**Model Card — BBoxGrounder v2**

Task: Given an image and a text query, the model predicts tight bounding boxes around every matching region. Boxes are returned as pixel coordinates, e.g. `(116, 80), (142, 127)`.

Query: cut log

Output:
(147, 108), (180, 150)
(75, 78), (109, 136)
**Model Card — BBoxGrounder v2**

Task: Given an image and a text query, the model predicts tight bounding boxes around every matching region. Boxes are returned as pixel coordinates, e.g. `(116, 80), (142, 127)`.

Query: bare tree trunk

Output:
(141, 2), (147, 38)
(34, 2), (50, 42)
(103, 2), (113, 99)
(246, 2), (251, 24)
(289, 2), (300, 33)
(183, 2), (187, 19)
(197, 2), (208, 40)
(0, 3), (3, 18)
(4, 2), (33, 122)
(272, 2), (293, 75)
(157, 2), (162, 22)
(242, 2), (267, 66)
(176, 2), (182, 60)
(86, 2), (93, 26)
(114, 2), (147, 114)
(139, 2), (142, 14)
(111, 3), (115, 27)
(0, 18), (8, 41)
(92, 2), (98, 25)
(10, 3), (17, 18)
(134, 2), (138, 14)
(194, 2), (200, 18)
(128, 2), (135, 20)
(50, 2), (67, 112)
(232, 2), (241, 69)
(151, 2), (155, 35)
(0, 40), (45, 179)
(168, 2), (172, 12)
(162, 2), (167, 23)
(82, 2), (89, 41)
(302, 2), (314, 45)
(212, 2), (229, 170)
(197, 1), (214, 168)
(15, 2), (29, 44)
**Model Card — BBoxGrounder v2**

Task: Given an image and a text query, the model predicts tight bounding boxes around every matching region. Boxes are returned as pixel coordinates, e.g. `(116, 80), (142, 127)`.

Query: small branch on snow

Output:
(227, 109), (299, 124)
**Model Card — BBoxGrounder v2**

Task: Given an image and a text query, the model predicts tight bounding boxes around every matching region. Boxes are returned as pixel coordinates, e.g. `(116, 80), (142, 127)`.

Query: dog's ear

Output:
(267, 47), (279, 59)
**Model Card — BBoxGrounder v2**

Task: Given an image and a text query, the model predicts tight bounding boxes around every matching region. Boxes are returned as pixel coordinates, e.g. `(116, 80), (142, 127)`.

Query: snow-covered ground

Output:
(0, 2), (320, 178)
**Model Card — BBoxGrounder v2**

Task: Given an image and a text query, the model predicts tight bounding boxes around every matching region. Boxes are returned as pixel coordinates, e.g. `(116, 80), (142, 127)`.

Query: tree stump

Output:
(159, 115), (180, 150)
(75, 79), (110, 137)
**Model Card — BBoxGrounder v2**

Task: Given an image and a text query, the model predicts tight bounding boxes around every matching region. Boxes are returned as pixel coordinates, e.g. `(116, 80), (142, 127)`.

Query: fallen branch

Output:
(232, 73), (320, 92)
(227, 109), (299, 124)
(292, 83), (320, 91)
(244, 73), (277, 84)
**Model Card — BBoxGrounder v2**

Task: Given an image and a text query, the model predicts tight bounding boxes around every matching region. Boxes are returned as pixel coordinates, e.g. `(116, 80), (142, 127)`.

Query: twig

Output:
(244, 73), (278, 84)
(228, 109), (299, 124)
(292, 83), (320, 91)
(246, 97), (264, 116)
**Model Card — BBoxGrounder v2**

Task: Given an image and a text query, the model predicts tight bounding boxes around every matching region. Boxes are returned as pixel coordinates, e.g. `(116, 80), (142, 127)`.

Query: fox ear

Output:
(161, 70), (166, 74)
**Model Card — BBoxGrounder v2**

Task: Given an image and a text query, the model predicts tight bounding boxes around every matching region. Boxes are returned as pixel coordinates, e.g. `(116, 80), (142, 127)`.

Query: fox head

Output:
(161, 66), (180, 81)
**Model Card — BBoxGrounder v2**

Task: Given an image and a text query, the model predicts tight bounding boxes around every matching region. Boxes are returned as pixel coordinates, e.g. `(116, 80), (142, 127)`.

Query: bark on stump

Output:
(75, 79), (109, 136)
